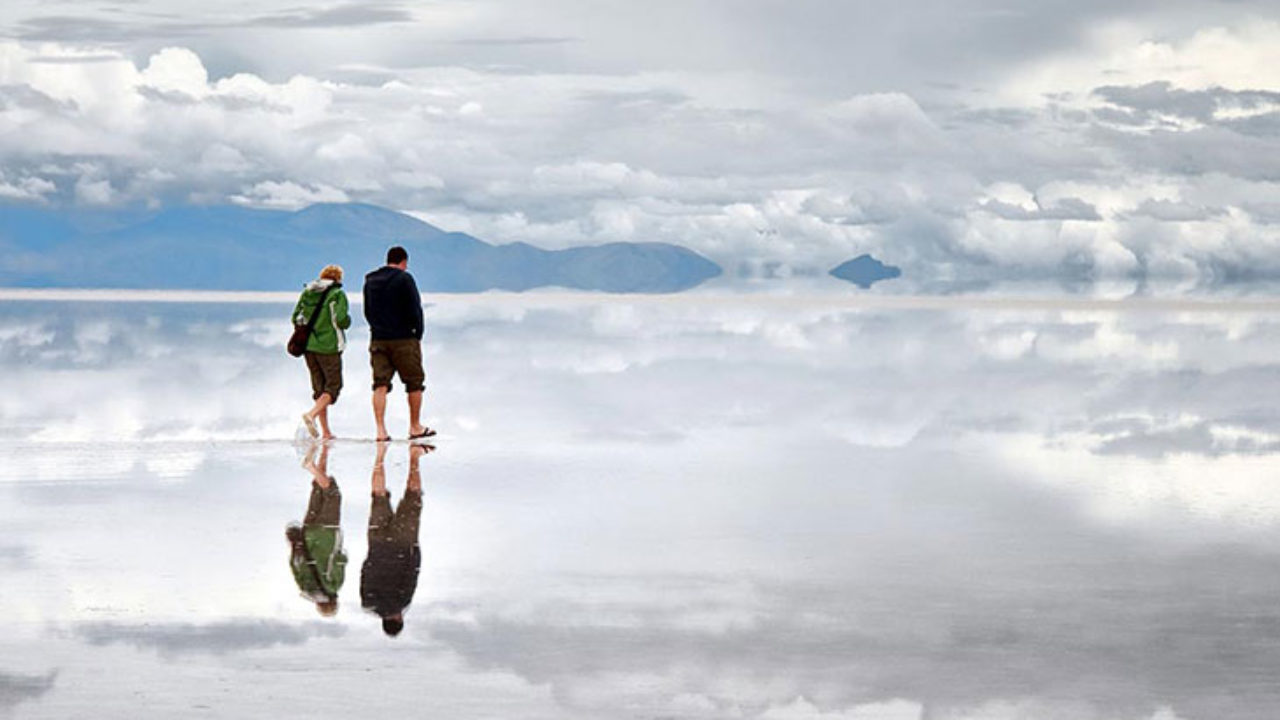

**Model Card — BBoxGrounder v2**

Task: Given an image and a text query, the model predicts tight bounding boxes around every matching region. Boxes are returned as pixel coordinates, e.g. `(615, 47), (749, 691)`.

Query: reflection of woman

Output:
(293, 264), (351, 440)
(287, 443), (347, 616)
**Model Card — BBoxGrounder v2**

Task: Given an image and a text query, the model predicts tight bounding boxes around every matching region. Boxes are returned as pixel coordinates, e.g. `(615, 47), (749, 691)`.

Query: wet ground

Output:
(3, 290), (1280, 719)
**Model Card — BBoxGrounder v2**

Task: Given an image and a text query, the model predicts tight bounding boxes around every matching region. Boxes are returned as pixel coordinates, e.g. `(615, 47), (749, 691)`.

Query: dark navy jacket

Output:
(363, 266), (424, 341)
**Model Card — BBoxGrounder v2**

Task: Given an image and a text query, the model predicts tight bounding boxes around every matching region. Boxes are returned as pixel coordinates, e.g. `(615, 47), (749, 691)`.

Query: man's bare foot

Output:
(301, 413), (318, 438)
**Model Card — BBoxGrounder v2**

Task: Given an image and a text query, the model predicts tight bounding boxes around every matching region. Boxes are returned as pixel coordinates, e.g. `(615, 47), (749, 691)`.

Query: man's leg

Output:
(388, 444), (426, 549)
(399, 341), (429, 438)
(407, 442), (425, 492)
(372, 386), (389, 441)
(372, 441), (389, 497)
(407, 390), (425, 437)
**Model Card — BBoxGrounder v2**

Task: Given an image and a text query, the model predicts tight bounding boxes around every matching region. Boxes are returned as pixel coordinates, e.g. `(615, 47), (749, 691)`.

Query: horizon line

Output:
(5, 287), (1280, 313)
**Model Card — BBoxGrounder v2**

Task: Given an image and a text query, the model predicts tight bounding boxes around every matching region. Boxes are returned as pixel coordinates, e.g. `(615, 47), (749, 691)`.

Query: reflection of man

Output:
(361, 442), (430, 636)
(287, 443), (347, 616)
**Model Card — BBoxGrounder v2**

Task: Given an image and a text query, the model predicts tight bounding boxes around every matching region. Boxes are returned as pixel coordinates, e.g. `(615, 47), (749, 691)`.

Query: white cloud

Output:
(0, 12), (1274, 281)
(139, 47), (210, 98)
(230, 180), (350, 209)
(74, 176), (115, 205)
(1001, 22), (1280, 105)
(0, 173), (55, 201)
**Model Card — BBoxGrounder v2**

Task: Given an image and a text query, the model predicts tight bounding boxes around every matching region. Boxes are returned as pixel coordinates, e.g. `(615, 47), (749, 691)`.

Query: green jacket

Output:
(292, 280), (351, 354)
(290, 526), (348, 600)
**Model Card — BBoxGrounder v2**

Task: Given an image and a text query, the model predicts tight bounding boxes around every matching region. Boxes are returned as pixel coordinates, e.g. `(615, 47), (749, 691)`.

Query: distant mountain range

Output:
(0, 202), (723, 293)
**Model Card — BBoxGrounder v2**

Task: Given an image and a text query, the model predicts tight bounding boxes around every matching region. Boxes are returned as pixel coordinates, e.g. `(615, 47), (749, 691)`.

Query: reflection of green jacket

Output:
(291, 526), (347, 599)
(292, 279), (351, 354)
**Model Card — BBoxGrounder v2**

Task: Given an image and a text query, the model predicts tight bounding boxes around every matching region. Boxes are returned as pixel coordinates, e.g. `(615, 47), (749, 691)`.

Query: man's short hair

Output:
(386, 246), (408, 265)
(382, 616), (404, 636)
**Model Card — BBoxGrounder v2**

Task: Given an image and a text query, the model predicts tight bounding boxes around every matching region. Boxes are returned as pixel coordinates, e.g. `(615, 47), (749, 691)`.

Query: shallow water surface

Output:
(2, 292), (1279, 719)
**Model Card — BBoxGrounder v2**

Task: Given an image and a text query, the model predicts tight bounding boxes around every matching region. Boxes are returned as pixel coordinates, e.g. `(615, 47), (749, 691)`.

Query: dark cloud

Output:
(1127, 199), (1227, 222)
(573, 89), (690, 107)
(26, 54), (129, 64)
(448, 36), (578, 47)
(1244, 202), (1280, 224)
(14, 15), (205, 42)
(1095, 421), (1218, 458)
(946, 106), (1040, 129)
(1223, 111), (1280, 138)
(1095, 82), (1280, 126)
(14, 3), (413, 43)
(247, 4), (415, 29)
(133, 86), (287, 113)
(75, 619), (347, 656)
(980, 196), (1103, 221)
(1088, 123), (1280, 182)
(0, 85), (77, 114)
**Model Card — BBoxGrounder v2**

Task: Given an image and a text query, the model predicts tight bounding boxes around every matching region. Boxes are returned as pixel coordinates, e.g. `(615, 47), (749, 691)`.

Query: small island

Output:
(829, 254), (902, 289)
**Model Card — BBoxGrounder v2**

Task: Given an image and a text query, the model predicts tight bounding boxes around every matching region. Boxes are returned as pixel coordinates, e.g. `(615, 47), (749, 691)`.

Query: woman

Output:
(293, 264), (351, 440)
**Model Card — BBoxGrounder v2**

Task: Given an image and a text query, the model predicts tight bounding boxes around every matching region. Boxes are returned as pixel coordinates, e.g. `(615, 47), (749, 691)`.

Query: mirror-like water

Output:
(2, 292), (1278, 719)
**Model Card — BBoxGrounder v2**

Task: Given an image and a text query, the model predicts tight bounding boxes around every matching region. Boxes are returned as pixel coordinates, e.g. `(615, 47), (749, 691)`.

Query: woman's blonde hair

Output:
(319, 264), (344, 282)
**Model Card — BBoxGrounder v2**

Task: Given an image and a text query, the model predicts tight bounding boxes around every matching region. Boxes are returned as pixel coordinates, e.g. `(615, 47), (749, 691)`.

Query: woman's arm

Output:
(335, 290), (352, 329)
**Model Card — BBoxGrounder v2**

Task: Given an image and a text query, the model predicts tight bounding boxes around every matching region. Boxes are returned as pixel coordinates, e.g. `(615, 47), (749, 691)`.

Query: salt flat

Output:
(2, 293), (1279, 719)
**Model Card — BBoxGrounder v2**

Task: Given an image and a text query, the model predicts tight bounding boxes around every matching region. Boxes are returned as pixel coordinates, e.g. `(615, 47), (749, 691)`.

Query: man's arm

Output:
(404, 274), (424, 340)
(362, 281), (373, 325)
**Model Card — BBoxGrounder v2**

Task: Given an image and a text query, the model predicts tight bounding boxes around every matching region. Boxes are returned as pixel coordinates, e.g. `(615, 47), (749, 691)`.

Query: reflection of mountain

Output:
(829, 253), (902, 288)
(0, 202), (722, 293)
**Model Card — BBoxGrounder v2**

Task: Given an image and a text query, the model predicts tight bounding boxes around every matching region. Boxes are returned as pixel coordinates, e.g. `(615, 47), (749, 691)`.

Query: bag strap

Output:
(302, 283), (338, 330)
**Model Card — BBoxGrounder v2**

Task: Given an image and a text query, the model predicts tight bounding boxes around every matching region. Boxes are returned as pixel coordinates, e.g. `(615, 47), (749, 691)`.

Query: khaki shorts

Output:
(304, 481), (342, 527)
(305, 352), (343, 403)
(368, 489), (423, 546)
(369, 339), (425, 393)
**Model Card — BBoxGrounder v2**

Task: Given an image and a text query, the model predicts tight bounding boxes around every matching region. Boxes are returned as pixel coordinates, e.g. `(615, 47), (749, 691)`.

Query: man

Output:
(361, 442), (429, 637)
(363, 246), (434, 442)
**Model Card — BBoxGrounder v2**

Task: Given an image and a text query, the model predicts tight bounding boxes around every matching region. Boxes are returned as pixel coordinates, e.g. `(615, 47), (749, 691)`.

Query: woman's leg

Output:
(317, 403), (333, 439)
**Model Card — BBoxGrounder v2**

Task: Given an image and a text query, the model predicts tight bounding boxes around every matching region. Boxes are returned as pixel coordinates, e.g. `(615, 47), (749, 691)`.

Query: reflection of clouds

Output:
(1091, 415), (1280, 458)
(991, 432), (1280, 528)
(7, 296), (1280, 469)
(0, 670), (57, 712)
(75, 620), (346, 656)
(5, 293), (1280, 716)
(0, 321), (55, 350)
(425, 558), (1280, 720)
(0, 544), (31, 570)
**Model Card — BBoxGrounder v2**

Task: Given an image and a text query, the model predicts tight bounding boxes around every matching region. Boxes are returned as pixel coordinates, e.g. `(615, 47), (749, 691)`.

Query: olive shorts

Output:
(368, 489), (423, 546)
(369, 339), (425, 393)
(305, 351), (343, 403)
